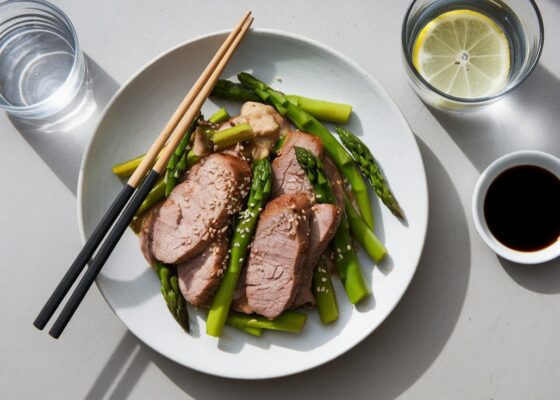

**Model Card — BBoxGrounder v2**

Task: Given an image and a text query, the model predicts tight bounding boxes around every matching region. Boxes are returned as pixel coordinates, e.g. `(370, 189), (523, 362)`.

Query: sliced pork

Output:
(271, 131), (324, 201)
(150, 153), (251, 264)
(177, 234), (229, 307)
(245, 193), (311, 319)
(291, 203), (340, 308)
(138, 202), (163, 267)
(232, 267), (252, 314)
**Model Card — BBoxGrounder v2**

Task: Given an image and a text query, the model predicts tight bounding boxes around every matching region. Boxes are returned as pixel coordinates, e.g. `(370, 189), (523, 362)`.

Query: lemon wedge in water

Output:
(412, 9), (510, 98)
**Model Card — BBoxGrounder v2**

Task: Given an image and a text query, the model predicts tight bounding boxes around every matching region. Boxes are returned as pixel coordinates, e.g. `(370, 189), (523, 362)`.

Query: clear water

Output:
(0, 26), (75, 107)
(406, 0), (528, 82)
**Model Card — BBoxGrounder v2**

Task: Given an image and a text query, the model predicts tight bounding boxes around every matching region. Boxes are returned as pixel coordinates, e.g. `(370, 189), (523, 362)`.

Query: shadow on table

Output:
(427, 64), (560, 173)
(84, 135), (471, 400)
(499, 256), (560, 294)
(8, 55), (119, 196)
(84, 332), (151, 400)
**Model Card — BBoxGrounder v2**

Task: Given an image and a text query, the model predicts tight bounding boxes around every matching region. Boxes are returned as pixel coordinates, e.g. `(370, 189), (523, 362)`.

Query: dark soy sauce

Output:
(484, 165), (560, 252)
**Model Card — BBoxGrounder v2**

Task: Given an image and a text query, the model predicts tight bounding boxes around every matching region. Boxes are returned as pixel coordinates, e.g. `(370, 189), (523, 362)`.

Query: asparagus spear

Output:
(225, 313), (263, 336)
(295, 146), (369, 305)
(313, 256), (339, 324)
(112, 153), (146, 179)
(206, 159), (273, 337)
(164, 116), (200, 197)
(212, 80), (353, 123)
(134, 177), (165, 217)
(208, 107), (230, 124)
(235, 73), (374, 229)
(212, 79), (261, 102)
(155, 261), (189, 332)
(344, 194), (387, 263)
(210, 123), (253, 150)
(228, 310), (307, 333)
(335, 127), (405, 221)
(285, 94), (352, 124)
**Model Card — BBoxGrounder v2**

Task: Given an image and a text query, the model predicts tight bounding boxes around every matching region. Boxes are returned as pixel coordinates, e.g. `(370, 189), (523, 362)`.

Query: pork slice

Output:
(138, 202), (163, 267)
(245, 193), (311, 319)
(231, 265), (252, 314)
(291, 203), (340, 308)
(150, 153), (251, 264)
(271, 131), (324, 201)
(177, 234), (229, 307)
(324, 155), (344, 209)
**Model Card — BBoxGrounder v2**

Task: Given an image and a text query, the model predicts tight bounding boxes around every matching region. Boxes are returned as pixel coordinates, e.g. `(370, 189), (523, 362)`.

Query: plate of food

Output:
(78, 29), (428, 379)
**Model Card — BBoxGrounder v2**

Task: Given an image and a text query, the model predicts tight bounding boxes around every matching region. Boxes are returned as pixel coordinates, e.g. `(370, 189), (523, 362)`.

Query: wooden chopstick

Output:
(34, 13), (253, 336)
(128, 11), (252, 187)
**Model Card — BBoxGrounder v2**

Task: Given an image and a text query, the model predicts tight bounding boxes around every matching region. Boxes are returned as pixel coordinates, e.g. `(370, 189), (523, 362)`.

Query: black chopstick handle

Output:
(48, 170), (161, 338)
(33, 184), (136, 330)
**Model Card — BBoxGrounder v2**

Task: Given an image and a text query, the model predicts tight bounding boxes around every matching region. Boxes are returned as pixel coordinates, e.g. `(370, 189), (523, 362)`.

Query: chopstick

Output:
(34, 12), (254, 337)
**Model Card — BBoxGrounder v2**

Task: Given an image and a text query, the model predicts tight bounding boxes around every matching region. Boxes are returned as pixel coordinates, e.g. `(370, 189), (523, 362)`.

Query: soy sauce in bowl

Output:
(484, 165), (560, 252)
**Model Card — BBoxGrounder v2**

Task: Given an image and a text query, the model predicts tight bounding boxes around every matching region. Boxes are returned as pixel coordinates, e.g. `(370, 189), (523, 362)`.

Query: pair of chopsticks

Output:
(33, 12), (254, 338)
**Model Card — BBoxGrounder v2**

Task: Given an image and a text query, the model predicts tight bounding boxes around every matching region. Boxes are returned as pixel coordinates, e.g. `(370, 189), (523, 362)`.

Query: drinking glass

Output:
(0, 0), (86, 119)
(401, 0), (544, 111)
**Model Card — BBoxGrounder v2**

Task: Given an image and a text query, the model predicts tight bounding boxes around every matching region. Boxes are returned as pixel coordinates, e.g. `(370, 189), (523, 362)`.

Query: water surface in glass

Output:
(0, 0), (85, 118)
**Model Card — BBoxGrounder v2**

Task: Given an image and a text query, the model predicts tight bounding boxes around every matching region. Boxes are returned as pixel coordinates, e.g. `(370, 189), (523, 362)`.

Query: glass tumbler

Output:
(401, 0), (544, 111)
(0, 0), (86, 119)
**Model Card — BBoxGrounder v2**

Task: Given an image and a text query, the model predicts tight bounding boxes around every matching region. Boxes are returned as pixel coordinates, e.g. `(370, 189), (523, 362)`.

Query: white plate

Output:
(78, 29), (428, 379)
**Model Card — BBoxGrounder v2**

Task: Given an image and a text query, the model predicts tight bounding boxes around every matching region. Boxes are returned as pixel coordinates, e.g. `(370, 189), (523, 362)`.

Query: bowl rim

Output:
(77, 28), (429, 379)
(472, 150), (560, 265)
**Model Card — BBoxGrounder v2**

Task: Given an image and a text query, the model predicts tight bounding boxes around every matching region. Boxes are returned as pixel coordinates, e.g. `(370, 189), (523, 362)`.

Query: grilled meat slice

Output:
(291, 203), (340, 308)
(271, 131), (324, 201)
(150, 153), (251, 264)
(177, 234), (229, 307)
(245, 193), (311, 319)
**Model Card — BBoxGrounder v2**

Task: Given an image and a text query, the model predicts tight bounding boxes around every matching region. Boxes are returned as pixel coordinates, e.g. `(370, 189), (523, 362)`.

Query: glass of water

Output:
(0, 0), (86, 119)
(401, 0), (544, 111)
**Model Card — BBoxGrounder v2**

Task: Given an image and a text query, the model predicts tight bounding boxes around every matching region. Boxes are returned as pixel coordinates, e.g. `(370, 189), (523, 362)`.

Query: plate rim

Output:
(77, 28), (429, 379)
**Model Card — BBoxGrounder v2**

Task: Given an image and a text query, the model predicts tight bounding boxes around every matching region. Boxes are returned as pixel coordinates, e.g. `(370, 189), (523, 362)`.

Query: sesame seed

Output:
(321, 277), (327, 282)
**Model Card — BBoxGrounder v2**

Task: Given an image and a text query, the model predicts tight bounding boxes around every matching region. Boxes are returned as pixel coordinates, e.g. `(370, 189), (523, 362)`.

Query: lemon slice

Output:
(412, 9), (510, 98)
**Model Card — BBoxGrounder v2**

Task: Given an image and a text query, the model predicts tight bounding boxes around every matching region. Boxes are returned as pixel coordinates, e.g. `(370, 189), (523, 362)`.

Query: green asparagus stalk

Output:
(212, 79), (261, 102)
(243, 310), (307, 333)
(210, 123), (253, 150)
(112, 153), (146, 178)
(155, 261), (189, 332)
(208, 107), (231, 124)
(236, 73), (374, 229)
(344, 194), (387, 263)
(212, 80), (353, 123)
(295, 146), (369, 304)
(206, 159), (273, 337)
(135, 177), (165, 217)
(223, 310), (307, 335)
(226, 310), (306, 333)
(186, 150), (200, 168)
(285, 94), (352, 124)
(164, 116), (200, 197)
(335, 127), (405, 221)
(225, 313), (263, 336)
(330, 221), (369, 304)
(313, 257), (339, 324)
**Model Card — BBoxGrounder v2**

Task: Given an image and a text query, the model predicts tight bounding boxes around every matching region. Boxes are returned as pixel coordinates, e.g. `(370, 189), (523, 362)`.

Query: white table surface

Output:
(2, 1), (559, 399)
